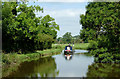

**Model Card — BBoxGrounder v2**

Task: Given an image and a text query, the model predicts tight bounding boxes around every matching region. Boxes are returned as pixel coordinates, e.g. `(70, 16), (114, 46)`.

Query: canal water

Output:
(7, 50), (120, 77)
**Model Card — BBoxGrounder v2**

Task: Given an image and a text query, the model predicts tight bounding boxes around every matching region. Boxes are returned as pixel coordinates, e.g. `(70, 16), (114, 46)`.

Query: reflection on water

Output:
(63, 49), (90, 61)
(87, 63), (120, 77)
(8, 57), (59, 77)
(52, 50), (94, 77)
(4, 49), (120, 78)
(5, 49), (94, 77)
(64, 54), (73, 60)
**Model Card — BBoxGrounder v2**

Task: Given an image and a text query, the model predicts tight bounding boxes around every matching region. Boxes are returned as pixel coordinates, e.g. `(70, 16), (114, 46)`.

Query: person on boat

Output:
(65, 43), (72, 50)
(64, 43), (74, 55)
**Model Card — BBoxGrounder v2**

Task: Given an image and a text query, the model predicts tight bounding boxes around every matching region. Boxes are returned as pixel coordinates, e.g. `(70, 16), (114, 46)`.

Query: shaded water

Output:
(6, 50), (120, 77)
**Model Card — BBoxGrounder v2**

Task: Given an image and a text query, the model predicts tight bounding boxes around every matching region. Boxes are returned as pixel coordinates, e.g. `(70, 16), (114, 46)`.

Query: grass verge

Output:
(2, 48), (62, 77)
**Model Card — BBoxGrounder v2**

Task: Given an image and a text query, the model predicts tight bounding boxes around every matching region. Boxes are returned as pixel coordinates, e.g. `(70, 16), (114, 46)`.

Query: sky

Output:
(28, 2), (88, 38)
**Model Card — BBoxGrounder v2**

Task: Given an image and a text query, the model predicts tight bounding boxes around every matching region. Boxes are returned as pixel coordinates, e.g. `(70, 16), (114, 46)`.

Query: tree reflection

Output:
(7, 56), (59, 77)
(87, 63), (120, 77)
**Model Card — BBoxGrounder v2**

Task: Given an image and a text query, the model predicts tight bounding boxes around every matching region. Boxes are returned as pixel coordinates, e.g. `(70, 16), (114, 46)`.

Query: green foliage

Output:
(97, 53), (113, 63)
(2, 53), (20, 65)
(56, 33), (82, 44)
(52, 45), (62, 49)
(73, 43), (90, 49)
(72, 35), (83, 43)
(90, 47), (107, 56)
(80, 29), (97, 43)
(62, 32), (72, 44)
(80, 2), (120, 63)
(2, 2), (59, 53)
(88, 40), (98, 50)
(87, 63), (120, 77)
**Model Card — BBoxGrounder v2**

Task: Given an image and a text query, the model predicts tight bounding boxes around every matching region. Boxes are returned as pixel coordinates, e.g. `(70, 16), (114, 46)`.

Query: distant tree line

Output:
(2, 2), (59, 53)
(56, 32), (83, 44)
(80, 2), (120, 63)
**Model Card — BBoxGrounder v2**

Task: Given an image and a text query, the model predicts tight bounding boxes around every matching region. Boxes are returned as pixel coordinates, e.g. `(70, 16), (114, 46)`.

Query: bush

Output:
(94, 52), (114, 63)
(88, 40), (98, 50)
(2, 54), (11, 65)
(2, 53), (20, 65)
(52, 45), (62, 49)
(89, 47), (108, 56)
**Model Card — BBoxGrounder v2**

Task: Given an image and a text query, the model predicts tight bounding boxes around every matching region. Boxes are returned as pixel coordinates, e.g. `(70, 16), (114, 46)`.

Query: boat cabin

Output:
(65, 46), (72, 51)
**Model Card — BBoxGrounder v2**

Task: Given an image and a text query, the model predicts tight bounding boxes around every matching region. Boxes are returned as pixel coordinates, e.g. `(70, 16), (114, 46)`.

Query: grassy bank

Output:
(2, 48), (62, 77)
(2, 48), (62, 65)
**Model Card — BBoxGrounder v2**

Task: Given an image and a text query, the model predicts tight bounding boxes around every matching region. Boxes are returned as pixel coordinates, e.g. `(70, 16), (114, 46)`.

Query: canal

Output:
(6, 50), (120, 77)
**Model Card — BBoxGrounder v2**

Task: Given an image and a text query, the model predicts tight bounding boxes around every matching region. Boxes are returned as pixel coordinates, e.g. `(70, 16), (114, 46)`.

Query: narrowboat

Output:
(64, 45), (74, 55)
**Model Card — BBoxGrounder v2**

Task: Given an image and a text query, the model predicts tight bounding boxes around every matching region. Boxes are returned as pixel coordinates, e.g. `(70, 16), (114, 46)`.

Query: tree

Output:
(80, 2), (120, 63)
(73, 35), (83, 43)
(56, 37), (62, 44)
(80, 29), (97, 43)
(2, 2), (59, 53)
(62, 32), (72, 44)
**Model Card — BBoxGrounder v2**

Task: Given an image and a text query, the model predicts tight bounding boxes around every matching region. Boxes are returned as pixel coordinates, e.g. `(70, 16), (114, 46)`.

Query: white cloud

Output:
(44, 9), (85, 18)
(35, 8), (85, 20)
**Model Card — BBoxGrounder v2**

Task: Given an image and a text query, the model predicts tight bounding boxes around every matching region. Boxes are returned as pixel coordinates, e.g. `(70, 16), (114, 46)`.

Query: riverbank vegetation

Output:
(87, 63), (120, 77)
(80, 2), (120, 63)
(2, 47), (62, 77)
